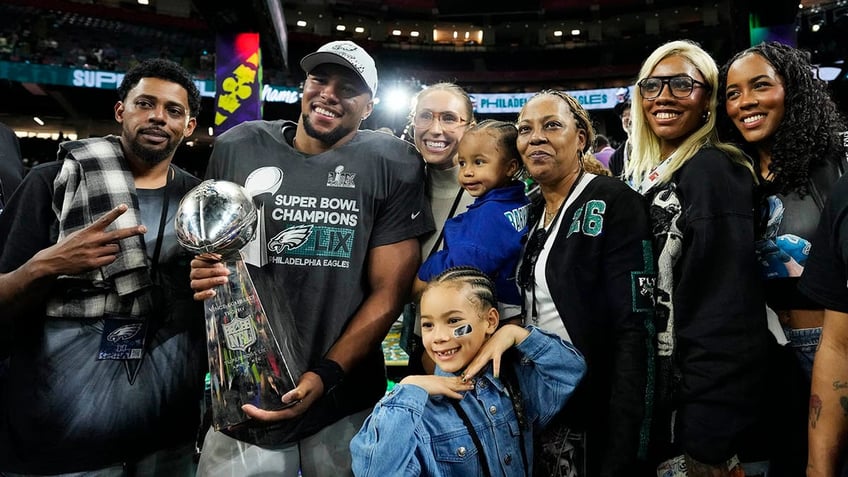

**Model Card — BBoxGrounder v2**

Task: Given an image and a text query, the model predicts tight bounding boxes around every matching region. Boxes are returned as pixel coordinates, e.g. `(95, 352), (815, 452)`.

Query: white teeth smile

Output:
(743, 114), (765, 124)
(425, 140), (448, 150)
(315, 106), (338, 118)
(656, 112), (680, 120)
(434, 348), (459, 358)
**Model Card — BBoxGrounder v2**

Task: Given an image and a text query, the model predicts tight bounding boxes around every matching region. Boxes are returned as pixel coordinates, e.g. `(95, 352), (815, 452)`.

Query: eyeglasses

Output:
(637, 75), (709, 100)
(413, 111), (468, 131)
(517, 228), (547, 289)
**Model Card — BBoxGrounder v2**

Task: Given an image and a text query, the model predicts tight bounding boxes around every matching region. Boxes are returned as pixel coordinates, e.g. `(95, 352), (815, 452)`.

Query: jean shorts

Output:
(782, 326), (822, 381)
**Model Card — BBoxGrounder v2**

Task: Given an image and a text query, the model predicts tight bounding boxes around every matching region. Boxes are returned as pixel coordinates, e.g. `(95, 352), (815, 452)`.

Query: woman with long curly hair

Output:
(720, 41), (848, 477)
(627, 39), (771, 476)
(721, 41), (846, 372)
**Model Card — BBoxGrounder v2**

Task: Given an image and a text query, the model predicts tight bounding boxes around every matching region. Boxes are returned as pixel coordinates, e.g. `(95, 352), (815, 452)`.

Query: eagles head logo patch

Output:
(107, 323), (143, 342)
(268, 225), (313, 253)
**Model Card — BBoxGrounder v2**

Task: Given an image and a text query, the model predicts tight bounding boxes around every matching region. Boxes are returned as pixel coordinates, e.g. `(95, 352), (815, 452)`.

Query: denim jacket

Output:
(350, 327), (586, 476)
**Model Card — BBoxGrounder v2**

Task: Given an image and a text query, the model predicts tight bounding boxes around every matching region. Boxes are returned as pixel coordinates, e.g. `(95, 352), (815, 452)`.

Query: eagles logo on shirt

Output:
(268, 225), (313, 253)
(107, 323), (143, 342)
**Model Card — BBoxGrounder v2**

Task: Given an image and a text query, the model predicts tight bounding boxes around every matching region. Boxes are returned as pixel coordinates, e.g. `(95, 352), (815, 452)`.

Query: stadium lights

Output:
(817, 66), (842, 81)
(33, 117), (44, 126)
(382, 86), (411, 113)
(808, 11), (825, 31)
(297, 20), (307, 27)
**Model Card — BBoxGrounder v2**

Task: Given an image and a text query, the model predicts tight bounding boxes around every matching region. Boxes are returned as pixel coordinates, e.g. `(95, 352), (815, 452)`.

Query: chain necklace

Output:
(542, 171), (584, 227)
(543, 201), (563, 227)
(520, 169), (586, 326)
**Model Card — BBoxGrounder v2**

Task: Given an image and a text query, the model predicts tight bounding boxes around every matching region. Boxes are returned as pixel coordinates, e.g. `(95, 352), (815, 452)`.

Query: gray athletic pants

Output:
(195, 409), (370, 477)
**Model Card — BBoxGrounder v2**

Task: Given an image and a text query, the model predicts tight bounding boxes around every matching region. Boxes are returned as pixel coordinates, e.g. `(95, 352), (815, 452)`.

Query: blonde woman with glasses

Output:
(406, 83), (477, 261)
(400, 83), (477, 373)
(626, 40), (771, 477)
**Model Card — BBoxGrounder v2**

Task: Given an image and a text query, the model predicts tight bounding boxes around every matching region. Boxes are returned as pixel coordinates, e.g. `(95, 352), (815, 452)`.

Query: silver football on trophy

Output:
(175, 179), (258, 256)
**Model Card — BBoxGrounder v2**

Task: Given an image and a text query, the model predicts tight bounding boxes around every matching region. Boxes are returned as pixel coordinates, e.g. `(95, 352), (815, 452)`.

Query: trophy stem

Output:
(204, 254), (298, 430)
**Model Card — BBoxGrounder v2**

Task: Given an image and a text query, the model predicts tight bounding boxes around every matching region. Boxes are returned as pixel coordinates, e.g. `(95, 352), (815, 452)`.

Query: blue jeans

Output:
(782, 326), (822, 380)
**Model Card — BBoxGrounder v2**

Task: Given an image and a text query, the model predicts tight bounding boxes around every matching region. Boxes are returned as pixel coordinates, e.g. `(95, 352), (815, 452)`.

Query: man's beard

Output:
(129, 132), (179, 165)
(302, 113), (353, 147)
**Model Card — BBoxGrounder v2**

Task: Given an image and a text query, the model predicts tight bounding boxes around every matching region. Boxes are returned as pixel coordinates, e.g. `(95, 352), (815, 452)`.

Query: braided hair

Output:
(522, 89), (596, 156)
(425, 266), (498, 314)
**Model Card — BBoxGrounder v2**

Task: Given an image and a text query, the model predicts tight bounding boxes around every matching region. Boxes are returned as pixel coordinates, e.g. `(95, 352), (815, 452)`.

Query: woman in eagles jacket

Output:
(625, 39), (771, 476)
(515, 89), (655, 477)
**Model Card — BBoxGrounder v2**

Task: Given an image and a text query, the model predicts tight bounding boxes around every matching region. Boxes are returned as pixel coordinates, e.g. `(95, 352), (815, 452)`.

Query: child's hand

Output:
(400, 375), (475, 399)
(462, 324), (530, 381)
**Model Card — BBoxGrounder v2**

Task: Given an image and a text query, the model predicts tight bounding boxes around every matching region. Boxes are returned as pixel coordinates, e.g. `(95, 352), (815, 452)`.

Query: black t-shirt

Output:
(205, 120), (433, 445)
(800, 173), (848, 312)
(755, 157), (842, 310)
(0, 123), (23, 214)
(608, 139), (628, 178)
(0, 161), (206, 474)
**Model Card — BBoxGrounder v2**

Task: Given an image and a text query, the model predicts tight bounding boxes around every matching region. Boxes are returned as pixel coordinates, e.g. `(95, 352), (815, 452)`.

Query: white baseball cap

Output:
(300, 40), (378, 97)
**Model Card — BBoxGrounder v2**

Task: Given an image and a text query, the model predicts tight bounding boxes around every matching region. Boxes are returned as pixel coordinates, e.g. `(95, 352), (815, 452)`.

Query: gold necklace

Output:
(543, 170), (585, 228)
(543, 200), (563, 227)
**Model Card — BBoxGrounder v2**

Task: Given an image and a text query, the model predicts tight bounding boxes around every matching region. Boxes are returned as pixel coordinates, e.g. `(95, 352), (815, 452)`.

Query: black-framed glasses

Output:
(517, 228), (547, 289)
(413, 110), (468, 131)
(637, 75), (709, 99)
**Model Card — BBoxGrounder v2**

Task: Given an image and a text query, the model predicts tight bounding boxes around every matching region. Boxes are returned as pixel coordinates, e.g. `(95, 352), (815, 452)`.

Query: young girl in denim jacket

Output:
(350, 267), (585, 476)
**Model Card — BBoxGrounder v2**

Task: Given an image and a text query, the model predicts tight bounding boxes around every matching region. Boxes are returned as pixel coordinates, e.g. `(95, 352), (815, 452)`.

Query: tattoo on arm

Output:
(834, 381), (848, 390)
(811, 394), (823, 429)
(841, 396), (848, 417)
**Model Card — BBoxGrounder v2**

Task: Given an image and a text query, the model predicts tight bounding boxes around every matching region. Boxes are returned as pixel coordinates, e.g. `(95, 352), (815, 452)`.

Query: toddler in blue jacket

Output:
(351, 267), (586, 476)
(415, 120), (531, 319)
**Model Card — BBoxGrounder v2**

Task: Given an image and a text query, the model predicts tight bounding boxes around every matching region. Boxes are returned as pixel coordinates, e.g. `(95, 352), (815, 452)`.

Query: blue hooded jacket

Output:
(418, 181), (530, 307)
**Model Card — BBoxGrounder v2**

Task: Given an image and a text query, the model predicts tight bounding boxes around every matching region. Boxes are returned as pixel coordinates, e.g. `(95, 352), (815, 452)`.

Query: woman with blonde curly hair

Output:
(626, 40), (771, 476)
